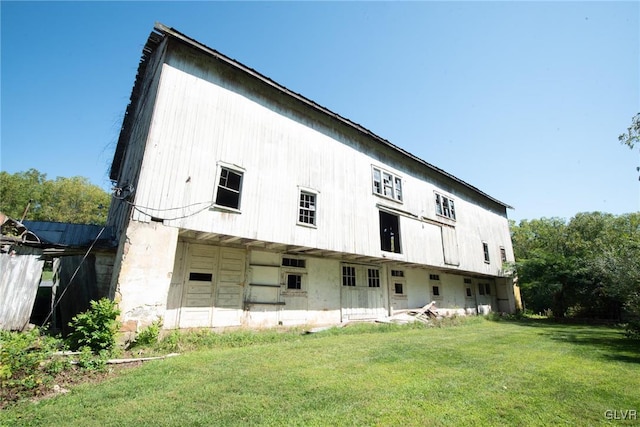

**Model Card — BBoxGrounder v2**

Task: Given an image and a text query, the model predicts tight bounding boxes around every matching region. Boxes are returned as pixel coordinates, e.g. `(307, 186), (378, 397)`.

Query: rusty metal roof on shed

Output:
(110, 22), (512, 210)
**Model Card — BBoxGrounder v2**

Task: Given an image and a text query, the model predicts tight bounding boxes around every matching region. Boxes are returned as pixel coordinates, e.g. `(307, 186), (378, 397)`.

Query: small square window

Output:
(394, 283), (404, 294)
(287, 274), (302, 290)
(215, 167), (243, 209)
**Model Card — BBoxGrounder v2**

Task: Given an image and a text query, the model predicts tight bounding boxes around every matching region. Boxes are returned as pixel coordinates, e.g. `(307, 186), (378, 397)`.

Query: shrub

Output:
(132, 319), (163, 347)
(66, 298), (120, 354)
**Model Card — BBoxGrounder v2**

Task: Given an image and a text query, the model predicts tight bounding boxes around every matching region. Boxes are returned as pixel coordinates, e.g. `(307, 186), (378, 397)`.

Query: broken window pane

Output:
(216, 167), (243, 209)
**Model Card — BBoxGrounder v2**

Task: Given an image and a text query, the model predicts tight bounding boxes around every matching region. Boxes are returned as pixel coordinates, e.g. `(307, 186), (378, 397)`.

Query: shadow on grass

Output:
(488, 316), (640, 364)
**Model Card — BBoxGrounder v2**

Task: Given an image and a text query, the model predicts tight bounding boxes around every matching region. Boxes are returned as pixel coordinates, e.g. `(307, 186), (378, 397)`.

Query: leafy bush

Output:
(0, 328), (68, 401)
(66, 298), (120, 354)
(132, 319), (163, 347)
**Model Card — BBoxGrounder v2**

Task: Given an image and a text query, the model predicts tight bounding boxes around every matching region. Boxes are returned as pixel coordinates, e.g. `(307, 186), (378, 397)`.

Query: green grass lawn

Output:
(2, 318), (639, 426)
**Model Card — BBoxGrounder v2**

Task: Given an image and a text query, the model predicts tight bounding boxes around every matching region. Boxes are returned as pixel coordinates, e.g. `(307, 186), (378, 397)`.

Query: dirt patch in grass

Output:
(1, 361), (143, 410)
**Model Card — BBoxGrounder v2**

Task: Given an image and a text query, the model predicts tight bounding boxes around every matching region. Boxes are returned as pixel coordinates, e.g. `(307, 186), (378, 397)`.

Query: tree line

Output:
(511, 212), (639, 334)
(0, 169), (110, 225)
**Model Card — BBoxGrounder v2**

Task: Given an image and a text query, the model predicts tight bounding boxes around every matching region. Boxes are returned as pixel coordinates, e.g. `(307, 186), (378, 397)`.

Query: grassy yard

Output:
(1, 318), (639, 426)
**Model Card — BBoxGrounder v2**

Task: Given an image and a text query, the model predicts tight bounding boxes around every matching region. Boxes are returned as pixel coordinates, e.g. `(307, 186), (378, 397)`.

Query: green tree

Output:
(618, 113), (640, 180)
(619, 112), (640, 151)
(512, 213), (640, 329)
(0, 169), (110, 224)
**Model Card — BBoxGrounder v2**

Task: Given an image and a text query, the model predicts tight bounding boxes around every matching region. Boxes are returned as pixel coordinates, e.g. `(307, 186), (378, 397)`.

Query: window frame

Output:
(500, 246), (507, 263)
(483, 242), (490, 264)
(282, 257), (306, 269)
(213, 162), (245, 212)
(342, 265), (356, 287)
(372, 166), (403, 202)
(434, 192), (456, 221)
(341, 264), (381, 288)
(286, 273), (303, 290)
(367, 268), (381, 288)
(379, 210), (402, 254)
(297, 188), (318, 228)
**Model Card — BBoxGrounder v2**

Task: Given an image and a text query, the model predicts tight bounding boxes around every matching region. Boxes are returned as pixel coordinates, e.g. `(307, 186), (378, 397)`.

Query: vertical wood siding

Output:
(0, 248), (44, 331)
(130, 47), (514, 279)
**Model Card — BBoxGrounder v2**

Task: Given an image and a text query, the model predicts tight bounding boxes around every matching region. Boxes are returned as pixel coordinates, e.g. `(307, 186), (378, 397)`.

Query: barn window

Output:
(215, 166), (243, 210)
(500, 247), (507, 262)
(429, 274), (440, 281)
(394, 283), (404, 294)
(372, 166), (403, 202)
(379, 211), (401, 253)
(466, 286), (473, 297)
(286, 274), (302, 290)
(367, 269), (380, 288)
(391, 270), (404, 277)
(483, 242), (490, 263)
(435, 193), (456, 220)
(432, 286), (440, 297)
(478, 283), (485, 295)
(342, 266), (356, 287)
(282, 258), (306, 268)
(189, 273), (212, 281)
(298, 190), (317, 226)
(485, 283), (491, 295)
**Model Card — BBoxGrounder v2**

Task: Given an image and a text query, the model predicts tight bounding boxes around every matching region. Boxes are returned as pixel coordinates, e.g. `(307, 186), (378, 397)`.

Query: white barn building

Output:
(107, 24), (521, 331)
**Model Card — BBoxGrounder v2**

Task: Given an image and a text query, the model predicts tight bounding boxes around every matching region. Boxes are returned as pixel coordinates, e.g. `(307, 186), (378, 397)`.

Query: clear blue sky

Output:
(2, 1), (638, 222)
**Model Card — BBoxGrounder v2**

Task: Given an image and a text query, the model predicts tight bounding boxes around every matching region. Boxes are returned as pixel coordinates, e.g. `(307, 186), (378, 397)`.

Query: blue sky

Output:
(1, 1), (638, 222)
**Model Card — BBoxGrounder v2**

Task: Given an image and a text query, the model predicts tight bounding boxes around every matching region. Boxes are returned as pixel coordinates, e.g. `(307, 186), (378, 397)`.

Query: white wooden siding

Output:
(130, 48), (513, 278)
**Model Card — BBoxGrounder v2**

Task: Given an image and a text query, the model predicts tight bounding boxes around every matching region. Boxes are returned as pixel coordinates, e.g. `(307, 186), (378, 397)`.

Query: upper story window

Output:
(372, 166), (403, 202)
(215, 165), (243, 210)
(379, 211), (401, 253)
(500, 247), (507, 263)
(435, 193), (456, 220)
(298, 190), (317, 227)
(483, 242), (490, 263)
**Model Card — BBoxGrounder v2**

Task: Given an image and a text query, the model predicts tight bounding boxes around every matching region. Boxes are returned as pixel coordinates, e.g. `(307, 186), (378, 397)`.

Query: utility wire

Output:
(42, 226), (106, 327)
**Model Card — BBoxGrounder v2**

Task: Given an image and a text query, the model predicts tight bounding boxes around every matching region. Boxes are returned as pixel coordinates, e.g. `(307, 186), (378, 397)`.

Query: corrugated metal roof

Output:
(22, 221), (115, 248)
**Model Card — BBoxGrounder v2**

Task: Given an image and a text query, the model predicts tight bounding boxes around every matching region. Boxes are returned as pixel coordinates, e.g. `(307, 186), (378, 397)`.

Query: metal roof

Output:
(21, 221), (115, 248)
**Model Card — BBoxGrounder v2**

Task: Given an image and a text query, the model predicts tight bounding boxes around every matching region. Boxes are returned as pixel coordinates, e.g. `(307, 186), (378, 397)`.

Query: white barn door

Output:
(178, 244), (245, 328)
(341, 264), (385, 321)
(178, 244), (218, 328)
